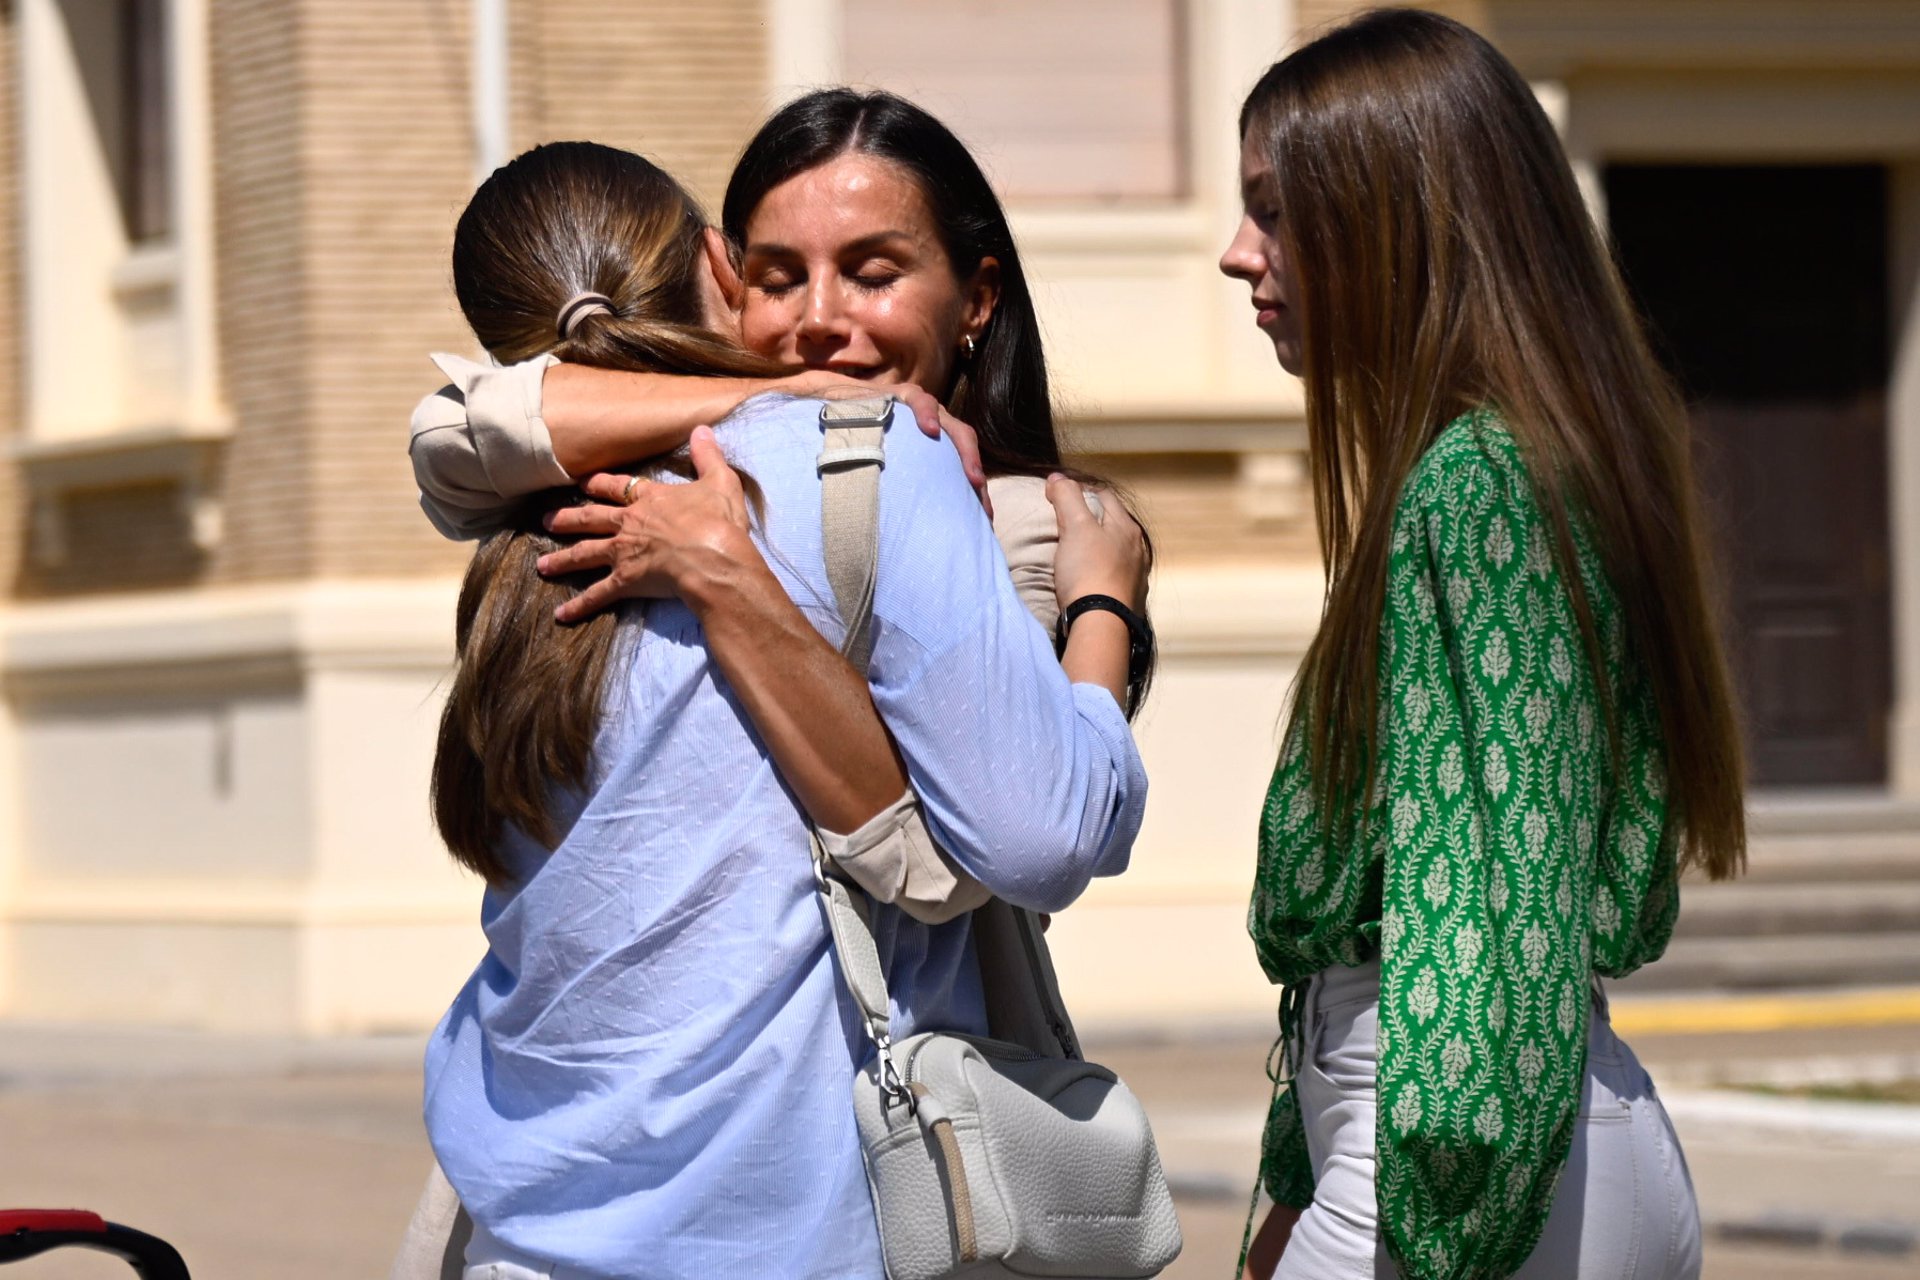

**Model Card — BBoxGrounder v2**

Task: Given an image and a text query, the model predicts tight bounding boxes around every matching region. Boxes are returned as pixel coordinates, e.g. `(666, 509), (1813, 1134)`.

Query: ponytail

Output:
(432, 142), (778, 884)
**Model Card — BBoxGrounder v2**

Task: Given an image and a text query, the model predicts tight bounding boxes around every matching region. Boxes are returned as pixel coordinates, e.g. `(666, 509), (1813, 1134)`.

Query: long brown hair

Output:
(1242, 9), (1746, 879)
(434, 141), (778, 884)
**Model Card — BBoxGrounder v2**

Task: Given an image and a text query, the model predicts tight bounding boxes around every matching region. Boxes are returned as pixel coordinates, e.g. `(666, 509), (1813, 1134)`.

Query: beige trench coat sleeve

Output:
(409, 352), (570, 540)
(982, 475), (1061, 632)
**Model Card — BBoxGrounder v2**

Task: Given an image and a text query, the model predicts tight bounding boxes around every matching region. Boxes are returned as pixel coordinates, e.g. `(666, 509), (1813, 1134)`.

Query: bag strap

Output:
(807, 396), (1082, 1084)
(808, 397), (915, 1102)
(817, 396), (891, 673)
(812, 830), (909, 1092)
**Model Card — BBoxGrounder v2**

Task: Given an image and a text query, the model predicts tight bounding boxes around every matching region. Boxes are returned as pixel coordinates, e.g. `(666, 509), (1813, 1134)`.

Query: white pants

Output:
(461, 1220), (577, 1280)
(1274, 960), (1702, 1280)
(461, 1265), (548, 1280)
(386, 1164), (563, 1280)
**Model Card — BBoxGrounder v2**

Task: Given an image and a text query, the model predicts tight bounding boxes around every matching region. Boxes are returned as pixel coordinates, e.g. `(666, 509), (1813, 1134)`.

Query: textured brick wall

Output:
(1294, 0), (1359, 39)
(521, 0), (770, 217)
(297, 0), (475, 581)
(205, 0), (315, 583)
(4, 1), (772, 594)
(278, 0), (766, 582)
(204, 0), (312, 579)
(296, 0), (767, 580)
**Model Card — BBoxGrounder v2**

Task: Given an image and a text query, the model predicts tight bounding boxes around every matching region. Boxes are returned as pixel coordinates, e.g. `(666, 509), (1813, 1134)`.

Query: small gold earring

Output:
(962, 334), (978, 359)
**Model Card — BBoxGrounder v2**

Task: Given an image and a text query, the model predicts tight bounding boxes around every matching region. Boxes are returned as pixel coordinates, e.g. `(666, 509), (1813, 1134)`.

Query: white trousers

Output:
(1274, 960), (1703, 1280)
(386, 1164), (560, 1280)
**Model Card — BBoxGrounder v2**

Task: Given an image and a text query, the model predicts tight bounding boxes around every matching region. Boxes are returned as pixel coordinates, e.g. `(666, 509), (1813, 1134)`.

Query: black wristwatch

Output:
(1054, 594), (1155, 711)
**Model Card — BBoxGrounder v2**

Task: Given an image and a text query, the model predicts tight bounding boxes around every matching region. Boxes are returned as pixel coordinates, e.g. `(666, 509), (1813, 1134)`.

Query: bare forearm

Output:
(1244, 1203), (1299, 1279)
(683, 559), (909, 833)
(543, 365), (790, 476)
(1059, 611), (1132, 710)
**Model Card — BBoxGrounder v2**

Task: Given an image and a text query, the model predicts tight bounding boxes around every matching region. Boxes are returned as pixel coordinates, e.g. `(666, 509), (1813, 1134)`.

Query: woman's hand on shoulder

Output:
(537, 425), (766, 623)
(1046, 475), (1148, 611)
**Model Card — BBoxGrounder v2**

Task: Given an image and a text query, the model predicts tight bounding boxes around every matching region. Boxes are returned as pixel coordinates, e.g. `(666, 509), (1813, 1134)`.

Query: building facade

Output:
(1, 0), (1916, 1035)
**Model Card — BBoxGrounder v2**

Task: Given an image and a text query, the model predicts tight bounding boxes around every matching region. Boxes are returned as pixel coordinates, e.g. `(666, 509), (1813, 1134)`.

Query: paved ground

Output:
(1, 1005), (1917, 1279)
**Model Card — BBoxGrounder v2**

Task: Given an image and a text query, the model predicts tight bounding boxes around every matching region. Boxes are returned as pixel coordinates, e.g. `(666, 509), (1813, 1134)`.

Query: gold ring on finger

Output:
(621, 474), (645, 504)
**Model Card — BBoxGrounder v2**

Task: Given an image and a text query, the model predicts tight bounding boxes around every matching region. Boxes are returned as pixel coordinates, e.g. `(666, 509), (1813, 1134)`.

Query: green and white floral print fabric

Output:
(1250, 411), (1682, 1280)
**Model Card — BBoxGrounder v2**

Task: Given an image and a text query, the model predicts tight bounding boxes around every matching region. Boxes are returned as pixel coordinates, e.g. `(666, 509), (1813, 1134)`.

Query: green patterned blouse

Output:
(1250, 411), (1682, 1280)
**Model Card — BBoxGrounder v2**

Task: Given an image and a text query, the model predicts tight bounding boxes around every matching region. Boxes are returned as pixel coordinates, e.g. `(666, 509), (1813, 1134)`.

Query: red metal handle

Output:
(0, 1211), (188, 1278)
(0, 1210), (107, 1234)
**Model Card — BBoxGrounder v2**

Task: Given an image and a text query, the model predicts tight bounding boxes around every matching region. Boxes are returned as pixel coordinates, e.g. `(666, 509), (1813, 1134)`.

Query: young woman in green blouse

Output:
(1219, 10), (1746, 1279)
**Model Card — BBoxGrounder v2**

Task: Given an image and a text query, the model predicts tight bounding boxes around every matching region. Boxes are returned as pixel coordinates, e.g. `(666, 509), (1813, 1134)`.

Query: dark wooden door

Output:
(1604, 165), (1891, 786)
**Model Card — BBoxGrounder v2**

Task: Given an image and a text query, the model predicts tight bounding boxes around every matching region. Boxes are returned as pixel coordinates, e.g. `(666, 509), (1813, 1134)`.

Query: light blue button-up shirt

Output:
(424, 395), (1147, 1279)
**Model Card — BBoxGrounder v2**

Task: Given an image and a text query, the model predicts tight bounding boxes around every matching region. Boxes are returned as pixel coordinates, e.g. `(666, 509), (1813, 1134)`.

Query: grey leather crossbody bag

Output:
(811, 397), (1182, 1280)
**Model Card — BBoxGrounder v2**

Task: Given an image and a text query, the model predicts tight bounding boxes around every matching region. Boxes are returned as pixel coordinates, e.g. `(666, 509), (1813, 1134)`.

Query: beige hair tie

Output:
(557, 292), (615, 340)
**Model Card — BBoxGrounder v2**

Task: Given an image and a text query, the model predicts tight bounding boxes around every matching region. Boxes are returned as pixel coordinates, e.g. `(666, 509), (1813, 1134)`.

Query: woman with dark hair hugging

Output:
(404, 114), (1155, 1280)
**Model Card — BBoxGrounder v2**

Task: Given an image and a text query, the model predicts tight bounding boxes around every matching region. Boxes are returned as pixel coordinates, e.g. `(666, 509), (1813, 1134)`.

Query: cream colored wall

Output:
(0, 583), (478, 1033)
(0, 562), (1322, 1036)
(0, 0), (21, 1020)
(17, 0), (130, 440)
(1051, 564), (1322, 1030)
(16, 0), (221, 443)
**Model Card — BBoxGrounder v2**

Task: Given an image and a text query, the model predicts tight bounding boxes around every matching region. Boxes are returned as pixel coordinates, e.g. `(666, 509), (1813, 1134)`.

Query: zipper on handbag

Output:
(1014, 909), (1082, 1059)
(904, 1034), (1041, 1084)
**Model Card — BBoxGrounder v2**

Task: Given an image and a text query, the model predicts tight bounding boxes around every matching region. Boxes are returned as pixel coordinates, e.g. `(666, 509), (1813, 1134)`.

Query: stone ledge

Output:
(9, 424), (231, 564)
(1748, 790), (1920, 836)
(0, 580), (460, 697)
(1148, 563), (1323, 658)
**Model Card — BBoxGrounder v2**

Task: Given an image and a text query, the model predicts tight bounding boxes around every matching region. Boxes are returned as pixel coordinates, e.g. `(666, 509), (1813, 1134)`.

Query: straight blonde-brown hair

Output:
(1241, 9), (1746, 879)
(434, 142), (778, 885)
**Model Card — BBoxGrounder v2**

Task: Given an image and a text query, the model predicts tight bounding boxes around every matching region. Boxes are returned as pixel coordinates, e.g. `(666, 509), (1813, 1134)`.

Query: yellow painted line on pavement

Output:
(1610, 987), (1920, 1036)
